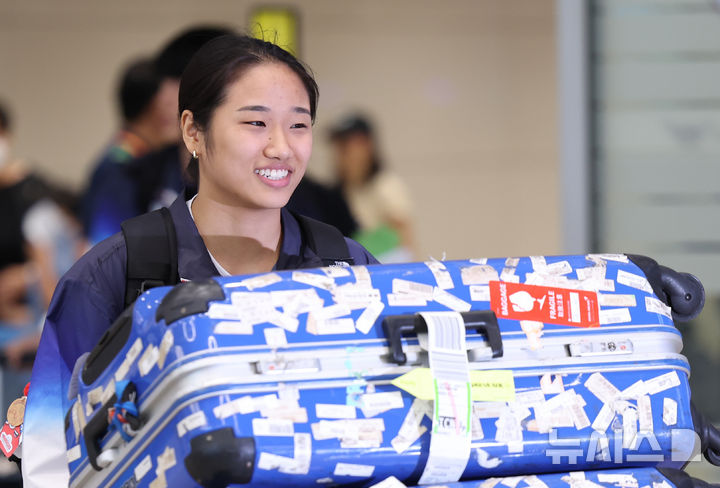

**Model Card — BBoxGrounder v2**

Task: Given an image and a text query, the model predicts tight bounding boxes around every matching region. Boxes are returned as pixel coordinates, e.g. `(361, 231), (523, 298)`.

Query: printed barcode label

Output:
(428, 350), (470, 383)
(421, 312), (469, 383)
(334, 462), (375, 477)
(134, 455), (153, 481)
(252, 418), (294, 436)
(425, 313), (464, 351)
(392, 278), (434, 299)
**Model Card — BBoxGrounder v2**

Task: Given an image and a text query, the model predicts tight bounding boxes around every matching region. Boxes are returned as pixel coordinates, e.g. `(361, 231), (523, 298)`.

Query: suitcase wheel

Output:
(184, 427), (256, 487)
(660, 270), (705, 322)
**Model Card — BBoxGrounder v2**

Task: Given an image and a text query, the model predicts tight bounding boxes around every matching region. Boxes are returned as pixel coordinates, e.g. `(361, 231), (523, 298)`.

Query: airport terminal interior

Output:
(1, 0), (720, 485)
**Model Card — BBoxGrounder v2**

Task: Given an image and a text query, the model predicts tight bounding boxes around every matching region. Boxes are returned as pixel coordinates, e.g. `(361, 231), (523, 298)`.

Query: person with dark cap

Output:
(329, 112), (417, 262)
(82, 26), (234, 245)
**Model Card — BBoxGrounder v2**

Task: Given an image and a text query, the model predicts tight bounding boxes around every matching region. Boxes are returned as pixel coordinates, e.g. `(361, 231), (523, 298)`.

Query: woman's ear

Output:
(180, 110), (203, 157)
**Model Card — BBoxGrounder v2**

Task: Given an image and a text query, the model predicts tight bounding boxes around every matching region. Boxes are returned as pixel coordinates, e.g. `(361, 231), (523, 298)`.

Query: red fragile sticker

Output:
(489, 281), (600, 327)
(0, 421), (21, 458)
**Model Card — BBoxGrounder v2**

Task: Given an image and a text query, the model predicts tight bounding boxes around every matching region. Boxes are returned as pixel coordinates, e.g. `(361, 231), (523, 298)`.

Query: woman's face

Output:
(196, 62), (312, 210)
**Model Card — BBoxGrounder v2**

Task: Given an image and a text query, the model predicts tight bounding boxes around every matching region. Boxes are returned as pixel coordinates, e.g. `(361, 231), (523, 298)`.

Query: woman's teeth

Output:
(255, 168), (288, 180)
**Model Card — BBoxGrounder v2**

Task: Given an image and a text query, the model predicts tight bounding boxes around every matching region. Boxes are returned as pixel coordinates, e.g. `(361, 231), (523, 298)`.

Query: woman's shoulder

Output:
(54, 232), (127, 304)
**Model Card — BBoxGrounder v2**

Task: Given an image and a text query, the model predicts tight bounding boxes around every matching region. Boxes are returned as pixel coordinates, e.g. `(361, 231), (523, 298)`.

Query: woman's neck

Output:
(191, 194), (283, 276)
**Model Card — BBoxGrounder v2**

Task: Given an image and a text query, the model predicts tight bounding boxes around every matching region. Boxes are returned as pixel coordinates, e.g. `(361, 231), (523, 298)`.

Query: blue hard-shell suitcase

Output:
(64, 254), (717, 487)
(396, 466), (719, 488)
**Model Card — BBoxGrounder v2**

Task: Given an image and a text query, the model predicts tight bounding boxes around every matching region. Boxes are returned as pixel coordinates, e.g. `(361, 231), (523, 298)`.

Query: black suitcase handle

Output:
(382, 310), (502, 365)
(658, 467), (720, 488)
(627, 255), (705, 322)
(83, 381), (142, 471)
(82, 307), (134, 385)
(691, 402), (720, 467)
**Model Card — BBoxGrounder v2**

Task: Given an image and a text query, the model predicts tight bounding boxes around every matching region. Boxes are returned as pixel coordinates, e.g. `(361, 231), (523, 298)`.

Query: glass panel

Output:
(590, 2), (720, 477)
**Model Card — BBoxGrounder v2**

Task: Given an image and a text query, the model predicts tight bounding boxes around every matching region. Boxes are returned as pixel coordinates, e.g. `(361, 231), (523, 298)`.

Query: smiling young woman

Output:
(21, 34), (377, 485)
(181, 60), (315, 275)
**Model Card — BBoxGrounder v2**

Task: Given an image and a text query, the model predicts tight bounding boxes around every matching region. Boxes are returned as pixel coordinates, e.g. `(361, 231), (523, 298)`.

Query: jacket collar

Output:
(169, 194), (323, 281)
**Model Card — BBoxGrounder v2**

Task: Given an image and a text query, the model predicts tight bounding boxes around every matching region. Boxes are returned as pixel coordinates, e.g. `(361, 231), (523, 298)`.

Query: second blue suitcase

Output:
(396, 466), (718, 488)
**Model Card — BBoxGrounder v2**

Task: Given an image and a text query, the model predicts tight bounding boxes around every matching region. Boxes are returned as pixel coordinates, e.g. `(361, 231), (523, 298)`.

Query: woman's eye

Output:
(291, 123), (308, 129)
(245, 121), (266, 127)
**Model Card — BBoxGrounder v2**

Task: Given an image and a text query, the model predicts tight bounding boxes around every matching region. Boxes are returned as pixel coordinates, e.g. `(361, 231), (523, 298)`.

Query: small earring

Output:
(192, 150), (197, 159)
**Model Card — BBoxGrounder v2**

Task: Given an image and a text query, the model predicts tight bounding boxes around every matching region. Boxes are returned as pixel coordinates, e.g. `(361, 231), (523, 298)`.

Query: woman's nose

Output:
(263, 128), (291, 160)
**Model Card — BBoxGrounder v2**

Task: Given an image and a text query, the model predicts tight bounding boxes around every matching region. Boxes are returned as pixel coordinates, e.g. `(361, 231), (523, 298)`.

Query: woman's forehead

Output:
(222, 62), (309, 107)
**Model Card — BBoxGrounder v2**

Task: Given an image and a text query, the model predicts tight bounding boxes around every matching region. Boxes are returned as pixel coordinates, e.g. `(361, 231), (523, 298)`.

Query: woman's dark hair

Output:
(179, 34), (319, 184)
(118, 58), (162, 122)
(156, 26), (235, 79)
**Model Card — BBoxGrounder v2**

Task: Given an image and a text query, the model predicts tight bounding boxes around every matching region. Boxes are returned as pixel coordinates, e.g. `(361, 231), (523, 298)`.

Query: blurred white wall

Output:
(0, 0), (560, 260)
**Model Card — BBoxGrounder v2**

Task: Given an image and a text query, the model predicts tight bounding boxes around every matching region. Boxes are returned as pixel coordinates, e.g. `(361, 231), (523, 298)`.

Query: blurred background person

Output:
(287, 175), (359, 237)
(0, 100), (85, 482)
(81, 56), (175, 244)
(329, 113), (416, 263)
(82, 26), (234, 245)
(130, 25), (235, 213)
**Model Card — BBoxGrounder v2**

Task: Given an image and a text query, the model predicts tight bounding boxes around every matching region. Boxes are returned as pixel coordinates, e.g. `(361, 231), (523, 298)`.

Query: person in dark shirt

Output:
(287, 177), (358, 236)
(81, 57), (175, 244)
(82, 26), (234, 244)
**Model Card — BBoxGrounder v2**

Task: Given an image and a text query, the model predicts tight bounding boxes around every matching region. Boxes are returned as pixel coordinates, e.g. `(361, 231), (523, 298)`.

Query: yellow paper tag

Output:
(391, 368), (436, 400)
(469, 370), (515, 402)
(392, 368), (515, 402)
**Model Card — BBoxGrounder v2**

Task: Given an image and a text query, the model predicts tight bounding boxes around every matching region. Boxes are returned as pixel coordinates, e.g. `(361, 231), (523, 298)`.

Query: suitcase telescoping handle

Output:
(382, 310), (503, 365)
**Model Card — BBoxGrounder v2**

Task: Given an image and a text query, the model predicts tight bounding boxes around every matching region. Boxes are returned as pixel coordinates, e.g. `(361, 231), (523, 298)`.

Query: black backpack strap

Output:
(121, 207), (179, 308)
(292, 212), (354, 267)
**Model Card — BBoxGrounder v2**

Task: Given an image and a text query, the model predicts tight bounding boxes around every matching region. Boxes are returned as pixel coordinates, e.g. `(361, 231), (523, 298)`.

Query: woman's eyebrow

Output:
(236, 105), (310, 116)
(237, 105), (269, 112)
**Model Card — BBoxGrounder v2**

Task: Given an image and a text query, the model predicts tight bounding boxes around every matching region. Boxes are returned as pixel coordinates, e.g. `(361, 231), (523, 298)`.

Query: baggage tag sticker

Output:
(271, 432), (311, 475)
(597, 474), (638, 488)
(523, 475), (551, 488)
(233, 272), (282, 290)
(134, 454), (153, 482)
(368, 476), (407, 488)
(334, 462), (375, 478)
(417, 312), (472, 485)
(425, 260), (454, 290)
(392, 368), (515, 402)
(0, 422), (21, 458)
(391, 398), (430, 454)
(115, 338), (143, 381)
(480, 479), (502, 488)
(663, 397), (678, 426)
(489, 281), (600, 327)
(157, 330), (174, 369)
(66, 444), (81, 463)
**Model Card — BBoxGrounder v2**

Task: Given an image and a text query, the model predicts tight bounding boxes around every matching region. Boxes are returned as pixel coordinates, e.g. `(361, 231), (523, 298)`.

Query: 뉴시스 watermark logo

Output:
(545, 428), (702, 464)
